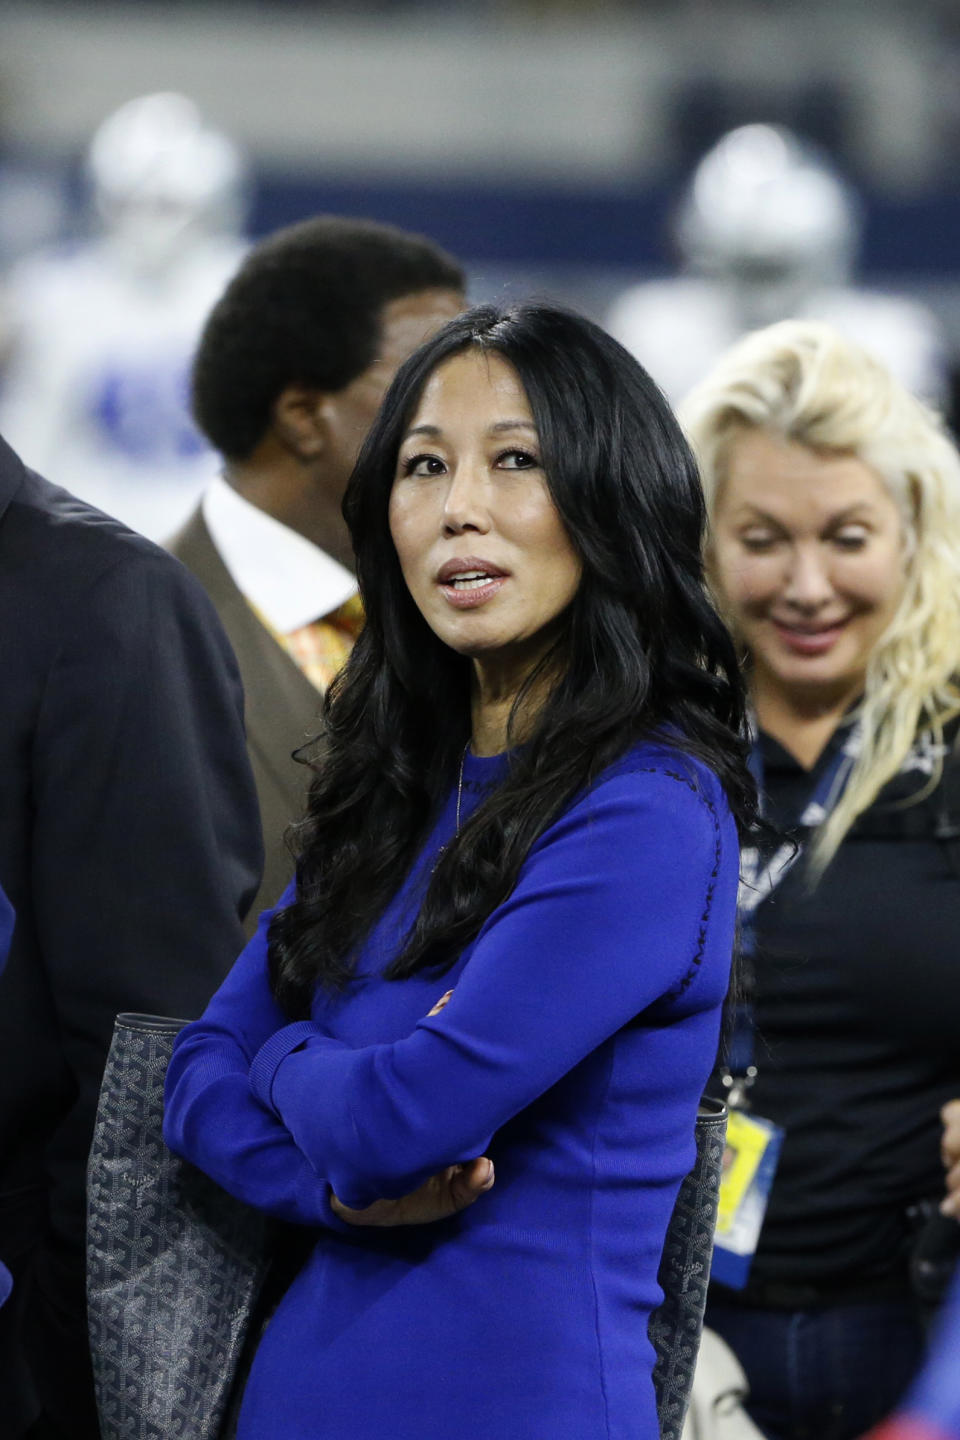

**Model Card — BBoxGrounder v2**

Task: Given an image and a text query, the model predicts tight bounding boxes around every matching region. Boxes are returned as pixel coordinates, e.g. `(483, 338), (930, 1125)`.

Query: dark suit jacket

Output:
(0, 437), (263, 1437)
(168, 505), (325, 921)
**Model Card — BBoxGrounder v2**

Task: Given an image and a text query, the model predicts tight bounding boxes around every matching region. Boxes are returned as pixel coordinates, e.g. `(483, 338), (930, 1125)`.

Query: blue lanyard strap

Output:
(725, 721), (860, 1099)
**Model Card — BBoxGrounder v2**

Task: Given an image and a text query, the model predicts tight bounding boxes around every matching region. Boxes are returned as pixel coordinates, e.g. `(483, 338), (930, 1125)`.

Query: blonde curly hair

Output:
(679, 318), (960, 871)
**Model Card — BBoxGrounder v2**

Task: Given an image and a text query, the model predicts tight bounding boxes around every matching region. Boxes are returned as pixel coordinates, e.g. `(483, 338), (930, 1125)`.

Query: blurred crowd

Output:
(0, 86), (959, 1440)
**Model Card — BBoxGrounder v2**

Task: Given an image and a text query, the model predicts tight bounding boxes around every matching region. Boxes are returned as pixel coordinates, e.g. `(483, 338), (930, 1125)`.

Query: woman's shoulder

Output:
(516, 741), (739, 960)
(545, 736), (735, 863)
(595, 736), (732, 817)
(851, 713), (960, 838)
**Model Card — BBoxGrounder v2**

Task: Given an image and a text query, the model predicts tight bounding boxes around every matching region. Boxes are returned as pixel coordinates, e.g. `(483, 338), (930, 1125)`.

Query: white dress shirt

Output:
(202, 473), (356, 634)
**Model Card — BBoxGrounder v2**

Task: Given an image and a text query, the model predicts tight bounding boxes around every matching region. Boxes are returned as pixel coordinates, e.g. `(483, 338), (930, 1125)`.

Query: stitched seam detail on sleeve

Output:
(629, 765), (723, 1001)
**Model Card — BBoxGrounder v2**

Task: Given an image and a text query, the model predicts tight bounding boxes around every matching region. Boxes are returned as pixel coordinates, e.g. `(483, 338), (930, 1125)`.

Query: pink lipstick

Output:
(772, 619), (846, 655)
(436, 557), (508, 610)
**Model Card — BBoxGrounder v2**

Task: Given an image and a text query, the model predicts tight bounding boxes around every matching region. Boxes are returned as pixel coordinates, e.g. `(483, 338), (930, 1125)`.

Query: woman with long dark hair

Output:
(164, 302), (755, 1440)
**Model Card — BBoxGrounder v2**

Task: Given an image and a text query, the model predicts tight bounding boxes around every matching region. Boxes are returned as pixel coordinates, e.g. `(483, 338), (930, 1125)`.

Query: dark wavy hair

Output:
(192, 215), (464, 460)
(268, 302), (756, 1017)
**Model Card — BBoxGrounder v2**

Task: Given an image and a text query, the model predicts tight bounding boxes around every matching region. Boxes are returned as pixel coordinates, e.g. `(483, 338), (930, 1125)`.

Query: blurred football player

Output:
(0, 92), (249, 540)
(607, 124), (948, 408)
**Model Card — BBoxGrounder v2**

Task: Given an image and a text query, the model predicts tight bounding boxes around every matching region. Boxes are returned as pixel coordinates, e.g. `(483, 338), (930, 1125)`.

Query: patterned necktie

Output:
(277, 593), (364, 693)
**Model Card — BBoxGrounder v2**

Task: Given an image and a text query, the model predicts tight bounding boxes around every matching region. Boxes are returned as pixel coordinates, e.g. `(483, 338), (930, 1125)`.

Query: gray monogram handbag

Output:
(87, 1012), (724, 1440)
(86, 1013), (271, 1440)
(650, 1096), (728, 1440)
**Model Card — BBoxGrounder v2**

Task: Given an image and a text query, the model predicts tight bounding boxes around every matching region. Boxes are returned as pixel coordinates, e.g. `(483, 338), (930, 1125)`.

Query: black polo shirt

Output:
(735, 722), (960, 1295)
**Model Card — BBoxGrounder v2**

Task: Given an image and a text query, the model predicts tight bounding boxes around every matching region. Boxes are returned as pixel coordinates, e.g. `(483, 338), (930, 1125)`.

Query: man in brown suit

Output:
(169, 217), (464, 921)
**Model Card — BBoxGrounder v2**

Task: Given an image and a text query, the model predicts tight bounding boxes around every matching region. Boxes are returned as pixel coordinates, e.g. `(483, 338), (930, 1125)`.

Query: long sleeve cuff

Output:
(249, 1021), (322, 1114)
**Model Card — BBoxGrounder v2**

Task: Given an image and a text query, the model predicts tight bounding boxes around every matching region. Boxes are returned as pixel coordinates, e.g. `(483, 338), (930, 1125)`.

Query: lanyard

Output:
(724, 721), (860, 1104)
(740, 725), (859, 927)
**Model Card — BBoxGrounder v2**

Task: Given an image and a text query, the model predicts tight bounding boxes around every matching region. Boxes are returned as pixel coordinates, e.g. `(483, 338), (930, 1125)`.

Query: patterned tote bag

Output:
(87, 1013), (270, 1440)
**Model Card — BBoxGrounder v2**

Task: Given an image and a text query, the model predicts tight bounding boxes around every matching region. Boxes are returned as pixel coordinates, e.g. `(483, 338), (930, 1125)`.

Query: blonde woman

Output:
(680, 320), (960, 1440)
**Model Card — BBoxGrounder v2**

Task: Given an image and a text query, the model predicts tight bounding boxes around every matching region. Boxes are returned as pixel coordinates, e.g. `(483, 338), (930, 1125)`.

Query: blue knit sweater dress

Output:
(164, 742), (739, 1440)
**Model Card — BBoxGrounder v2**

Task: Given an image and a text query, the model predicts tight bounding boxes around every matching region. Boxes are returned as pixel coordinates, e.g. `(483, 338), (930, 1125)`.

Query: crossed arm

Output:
(163, 768), (732, 1228)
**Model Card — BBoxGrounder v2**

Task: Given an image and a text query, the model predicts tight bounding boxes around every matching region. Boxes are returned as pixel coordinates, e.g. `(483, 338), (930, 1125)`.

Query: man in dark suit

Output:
(168, 217), (464, 918)
(0, 434), (263, 1439)
(0, 882), (13, 1320)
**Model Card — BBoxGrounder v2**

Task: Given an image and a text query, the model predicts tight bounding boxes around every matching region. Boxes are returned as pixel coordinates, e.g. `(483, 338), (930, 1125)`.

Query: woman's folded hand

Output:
(940, 1098), (960, 1217)
(330, 1155), (495, 1227)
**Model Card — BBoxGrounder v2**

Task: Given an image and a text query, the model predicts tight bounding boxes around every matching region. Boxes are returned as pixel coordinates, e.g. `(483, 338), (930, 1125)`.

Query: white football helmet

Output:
(675, 124), (861, 327)
(86, 92), (249, 273)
